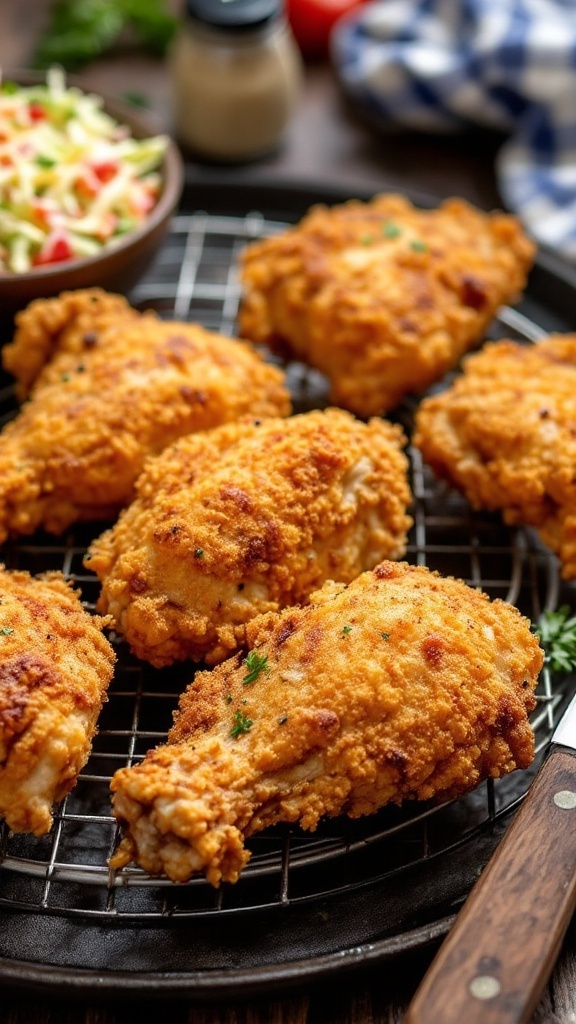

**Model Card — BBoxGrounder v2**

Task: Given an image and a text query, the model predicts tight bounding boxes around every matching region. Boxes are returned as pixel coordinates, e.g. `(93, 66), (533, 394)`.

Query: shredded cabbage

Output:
(0, 67), (168, 272)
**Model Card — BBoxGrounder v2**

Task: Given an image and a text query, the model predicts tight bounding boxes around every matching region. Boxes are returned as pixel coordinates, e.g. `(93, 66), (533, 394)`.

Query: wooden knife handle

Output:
(405, 749), (576, 1024)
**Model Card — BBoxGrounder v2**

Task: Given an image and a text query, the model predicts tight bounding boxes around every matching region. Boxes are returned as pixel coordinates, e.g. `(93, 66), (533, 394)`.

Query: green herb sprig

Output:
(242, 650), (269, 686)
(230, 710), (253, 739)
(533, 605), (576, 674)
(32, 0), (178, 73)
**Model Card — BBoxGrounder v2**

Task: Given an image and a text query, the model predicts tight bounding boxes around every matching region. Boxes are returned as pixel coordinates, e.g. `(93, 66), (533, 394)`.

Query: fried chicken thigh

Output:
(86, 408), (412, 666)
(109, 560), (542, 886)
(413, 335), (576, 579)
(237, 194), (535, 417)
(0, 289), (290, 540)
(0, 566), (115, 835)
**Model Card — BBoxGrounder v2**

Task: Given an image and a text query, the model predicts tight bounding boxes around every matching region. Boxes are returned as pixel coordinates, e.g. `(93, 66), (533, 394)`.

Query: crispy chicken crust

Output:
(413, 335), (576, 579)
(87, 408), (412, 666)
(0, 566), (116, 835)
(0, 289), (290, 540)
(109, 561), (542, 886)
(237, 194), (535, 417)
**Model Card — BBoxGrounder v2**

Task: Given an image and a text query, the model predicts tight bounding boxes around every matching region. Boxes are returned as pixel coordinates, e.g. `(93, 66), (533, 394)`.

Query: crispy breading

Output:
(109, 560), (542, 886)
(0, 289), (290, 541)
(237, 194), (535, 416)
(0, 566), (116, 835)
(86, 408), (413, 666)
(413, 334), (576, 579)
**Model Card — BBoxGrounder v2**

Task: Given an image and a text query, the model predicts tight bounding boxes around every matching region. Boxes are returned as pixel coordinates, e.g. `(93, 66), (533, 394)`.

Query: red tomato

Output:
(91, 160), (118, 184)
(286, 0), (367, 59)
(33, 233), (74, 266)
(28, 101), (46, 122)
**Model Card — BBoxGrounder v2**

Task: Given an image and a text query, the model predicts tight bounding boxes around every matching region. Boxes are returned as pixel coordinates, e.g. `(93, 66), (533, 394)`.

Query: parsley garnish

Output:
(231, 710), (253, 738)
(194, 548), (204, 558)
(243, 650), (269, 685)
(225, 693), (233, 704)
(341, 625), (352, 637)
(381, 632), (390, 640)
(533, 606), (576, 674)
(36, 155), (56, 169)
(0, 627), (14, 636)
(410, 239), (428, 253)
(382, 222), (401, 239)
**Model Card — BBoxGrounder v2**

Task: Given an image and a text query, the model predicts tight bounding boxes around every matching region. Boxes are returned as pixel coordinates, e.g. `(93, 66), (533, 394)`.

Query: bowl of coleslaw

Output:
(0, 68), (184, 323)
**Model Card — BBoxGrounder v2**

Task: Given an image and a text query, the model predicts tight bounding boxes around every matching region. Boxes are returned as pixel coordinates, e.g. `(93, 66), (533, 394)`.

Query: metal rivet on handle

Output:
(553, 790), (576, 809)
(469, 975), (501, 1000)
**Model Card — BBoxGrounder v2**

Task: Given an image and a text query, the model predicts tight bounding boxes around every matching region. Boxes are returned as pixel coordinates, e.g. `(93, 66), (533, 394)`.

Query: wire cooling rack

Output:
(0, 179), (575, 996)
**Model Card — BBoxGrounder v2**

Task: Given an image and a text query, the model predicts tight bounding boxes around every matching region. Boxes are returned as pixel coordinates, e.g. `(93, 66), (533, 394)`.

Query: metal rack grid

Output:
(0, 199), (570, 951)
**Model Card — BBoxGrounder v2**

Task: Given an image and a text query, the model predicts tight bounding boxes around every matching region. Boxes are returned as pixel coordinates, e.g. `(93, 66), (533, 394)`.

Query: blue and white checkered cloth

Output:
(331, 0), (576, 261)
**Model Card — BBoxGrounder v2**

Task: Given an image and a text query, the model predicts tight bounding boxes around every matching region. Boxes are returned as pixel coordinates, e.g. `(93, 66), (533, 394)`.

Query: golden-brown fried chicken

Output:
(86, 408), (412, 667)
(413, 334), (576, 579)
(237, 194), (535, 417)
(0, 566), (115, 835)
(109, 560), (542, 887)
(0, 289), (290, 540)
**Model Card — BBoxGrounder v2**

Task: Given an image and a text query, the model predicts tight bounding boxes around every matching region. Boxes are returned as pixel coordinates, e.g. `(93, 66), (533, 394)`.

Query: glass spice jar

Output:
(169, 0), (304, 162)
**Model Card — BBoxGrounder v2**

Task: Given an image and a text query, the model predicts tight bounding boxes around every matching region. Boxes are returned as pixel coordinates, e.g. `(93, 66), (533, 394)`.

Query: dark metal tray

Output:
(0, 177), (575, 999)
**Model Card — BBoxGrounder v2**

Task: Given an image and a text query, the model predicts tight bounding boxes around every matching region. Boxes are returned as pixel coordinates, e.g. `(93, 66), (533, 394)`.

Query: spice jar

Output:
(169, 0), (304, 162)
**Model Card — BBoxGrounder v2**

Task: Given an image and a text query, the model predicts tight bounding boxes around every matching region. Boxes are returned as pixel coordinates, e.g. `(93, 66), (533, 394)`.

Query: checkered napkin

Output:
(331, 0), (576, 261)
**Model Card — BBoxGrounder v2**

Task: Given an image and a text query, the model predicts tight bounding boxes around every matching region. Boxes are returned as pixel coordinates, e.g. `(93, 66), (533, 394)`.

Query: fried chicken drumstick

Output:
(237, 193), (535, 417)
(0, 289), (290, 540)
(413, 334), (576, 580)
(110, 561), (542, 887)
(86, 408), (412, 666)
(0, 566), (115, 835)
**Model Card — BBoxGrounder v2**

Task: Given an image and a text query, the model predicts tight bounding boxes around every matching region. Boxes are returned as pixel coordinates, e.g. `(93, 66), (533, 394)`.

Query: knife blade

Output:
(405, 690), (576, 1024)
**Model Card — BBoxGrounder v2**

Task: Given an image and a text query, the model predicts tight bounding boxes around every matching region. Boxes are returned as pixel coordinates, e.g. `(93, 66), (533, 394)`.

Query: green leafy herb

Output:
(382, 222), (401, 239)
(36, 155), (56, 169)
(0, 627), (14, 636)
(410, 239), (428, 253)
(533, 605), (576, 674)
(230, 710), (253, 739)
(194, 548), (204, 559)
(225, 693), (233, 704)
(243, 650), (269, 685)
(32, 0), (178, 72)
(381, 632), (390, 640)
(360, 234), (373, 245)
(341, 625), (352, 637)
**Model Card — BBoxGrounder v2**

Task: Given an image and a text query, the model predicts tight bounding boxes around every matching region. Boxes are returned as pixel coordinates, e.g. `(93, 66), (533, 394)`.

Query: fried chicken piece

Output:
(413, 334), (576, 580)
(0, 289), (290, 540)
(109, 560), (542, 886)
(237, 194), (535, 417)
(86, 408), (412, 667)
(0, 566), (116, 835)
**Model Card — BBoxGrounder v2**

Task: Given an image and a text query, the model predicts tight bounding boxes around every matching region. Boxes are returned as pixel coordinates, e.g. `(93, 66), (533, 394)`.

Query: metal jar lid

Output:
(184, 0), (282, 30)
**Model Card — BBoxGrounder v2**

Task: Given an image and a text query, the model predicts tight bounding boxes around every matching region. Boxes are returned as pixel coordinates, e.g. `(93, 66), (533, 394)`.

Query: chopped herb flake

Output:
(243, 649), (269, 685)
(60, 373), (70, 382)
(382, 222), (401, 238)
(36, 154), (56, 168)
(410, 239), (428, 252)
(0, 627), (14, 635)
(381, 632), (390, 640)
(231, 710), (253, 738)
(194, 548), (204, 558)
(341, 624), (352, 637)
(360, 234), (373, 245)
(225, 693), (233, 704)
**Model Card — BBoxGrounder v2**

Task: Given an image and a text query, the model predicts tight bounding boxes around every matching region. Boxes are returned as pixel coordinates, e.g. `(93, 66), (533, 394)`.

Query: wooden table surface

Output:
(1, 3), (576, 1022)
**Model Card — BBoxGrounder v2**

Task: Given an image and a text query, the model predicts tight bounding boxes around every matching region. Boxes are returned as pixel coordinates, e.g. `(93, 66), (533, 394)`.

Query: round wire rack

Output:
(0, 179), (575, 997)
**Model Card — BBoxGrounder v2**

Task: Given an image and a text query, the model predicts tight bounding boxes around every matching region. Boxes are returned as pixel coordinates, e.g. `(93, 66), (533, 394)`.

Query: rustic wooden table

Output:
(1, 3), (576, 1022)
